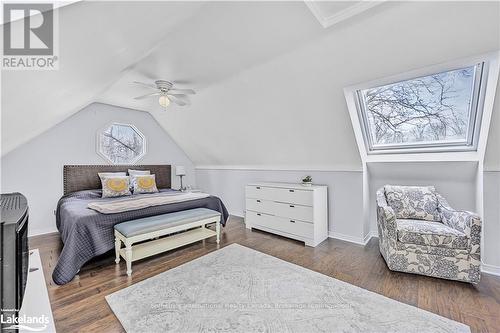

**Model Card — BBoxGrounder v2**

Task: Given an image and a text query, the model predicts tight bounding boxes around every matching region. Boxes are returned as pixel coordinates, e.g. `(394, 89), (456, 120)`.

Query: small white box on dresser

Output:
(245, 182), (328, 247)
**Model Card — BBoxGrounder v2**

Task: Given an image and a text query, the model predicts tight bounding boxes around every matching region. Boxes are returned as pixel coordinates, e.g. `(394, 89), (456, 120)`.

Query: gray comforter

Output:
(52, 189), (229, 285)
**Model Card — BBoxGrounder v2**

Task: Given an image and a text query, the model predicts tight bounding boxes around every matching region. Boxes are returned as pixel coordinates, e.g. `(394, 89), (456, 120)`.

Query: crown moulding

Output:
(304, 1), (386, 28)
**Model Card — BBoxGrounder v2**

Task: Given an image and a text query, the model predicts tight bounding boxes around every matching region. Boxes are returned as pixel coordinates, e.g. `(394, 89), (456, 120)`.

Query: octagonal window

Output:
(98, 123), (146, 164)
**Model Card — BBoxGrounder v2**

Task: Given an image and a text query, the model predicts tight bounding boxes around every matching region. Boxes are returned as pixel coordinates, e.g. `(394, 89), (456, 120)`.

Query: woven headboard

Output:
(63, 164), (171, 195)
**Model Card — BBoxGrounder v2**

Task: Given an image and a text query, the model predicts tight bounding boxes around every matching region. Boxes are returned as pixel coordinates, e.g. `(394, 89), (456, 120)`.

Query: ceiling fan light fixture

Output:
(134, 80), (193, 107)
(158, 95), (170, 108)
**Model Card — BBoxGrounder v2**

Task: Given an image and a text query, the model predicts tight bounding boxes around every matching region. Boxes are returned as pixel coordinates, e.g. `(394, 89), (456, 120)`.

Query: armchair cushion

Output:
(385, 185), (440, 221)
(396, 219), (468, 249)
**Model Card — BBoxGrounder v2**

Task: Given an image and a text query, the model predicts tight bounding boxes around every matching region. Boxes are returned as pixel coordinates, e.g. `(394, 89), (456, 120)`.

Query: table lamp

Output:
(176, 166), (186, 191)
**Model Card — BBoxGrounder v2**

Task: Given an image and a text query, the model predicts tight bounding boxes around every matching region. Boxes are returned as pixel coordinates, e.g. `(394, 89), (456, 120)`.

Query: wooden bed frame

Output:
(63, 164), (172, 195)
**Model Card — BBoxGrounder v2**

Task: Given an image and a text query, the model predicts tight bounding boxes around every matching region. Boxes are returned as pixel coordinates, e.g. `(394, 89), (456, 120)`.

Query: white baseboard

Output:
(28, 227), (58, 238)
(364, 231), (378, 244)
(331, 230), (500, 276)
(329, 230), (378, 246)
(481, 262), (500, 276)
(329, 232), (500, 277)
(210, 212), (499, 277)
(27, 215), (500, 277)
(329, 231), (366, 246)
(230, 212), (244, 219)
(328, 231), (378, 246)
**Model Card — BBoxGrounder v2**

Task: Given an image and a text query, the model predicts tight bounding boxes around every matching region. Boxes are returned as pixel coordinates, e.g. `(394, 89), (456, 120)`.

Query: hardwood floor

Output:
(31, 216), (500, 333)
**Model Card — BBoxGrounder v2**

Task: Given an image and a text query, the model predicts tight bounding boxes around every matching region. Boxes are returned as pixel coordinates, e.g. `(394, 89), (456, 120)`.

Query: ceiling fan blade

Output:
(134, 92), (160, 100)
(168, 88), (196, 95)
(133, 81), (157, 89)
(167, 94), (189, 106)
(171, 80), (192, 85)
(168, 93), (190, 99)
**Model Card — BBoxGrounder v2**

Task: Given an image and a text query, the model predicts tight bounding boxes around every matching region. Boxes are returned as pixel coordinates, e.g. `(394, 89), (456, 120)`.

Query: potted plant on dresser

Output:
(302, 176), (313, 186)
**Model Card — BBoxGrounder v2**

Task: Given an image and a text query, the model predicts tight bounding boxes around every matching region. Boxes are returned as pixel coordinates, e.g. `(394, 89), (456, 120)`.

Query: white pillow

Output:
(128, 169), (150, 176)
(128, 169), (150, 190)
(98, 172), (126, 184)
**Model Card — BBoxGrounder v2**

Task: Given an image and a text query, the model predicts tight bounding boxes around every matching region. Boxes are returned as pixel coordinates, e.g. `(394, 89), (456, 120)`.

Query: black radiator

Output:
(0, 193), (29, 331)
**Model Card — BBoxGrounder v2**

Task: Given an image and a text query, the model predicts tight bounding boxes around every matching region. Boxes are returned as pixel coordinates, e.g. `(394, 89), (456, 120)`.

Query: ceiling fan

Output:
(133, 80), (196, 108)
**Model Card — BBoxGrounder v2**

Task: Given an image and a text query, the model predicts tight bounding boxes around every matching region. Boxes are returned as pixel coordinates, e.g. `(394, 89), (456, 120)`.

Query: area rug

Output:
(106, 243), (470, 333)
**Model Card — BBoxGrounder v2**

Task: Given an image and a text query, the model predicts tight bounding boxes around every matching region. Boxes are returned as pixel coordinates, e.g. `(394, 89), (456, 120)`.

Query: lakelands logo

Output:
(2, 2), (59, 70)
(1, 313), (49, 331)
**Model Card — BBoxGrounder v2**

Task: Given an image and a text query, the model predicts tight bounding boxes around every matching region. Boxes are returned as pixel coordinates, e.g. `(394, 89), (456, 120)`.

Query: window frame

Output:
(355, 62), (486, 155)
(96, 122), (147, 165)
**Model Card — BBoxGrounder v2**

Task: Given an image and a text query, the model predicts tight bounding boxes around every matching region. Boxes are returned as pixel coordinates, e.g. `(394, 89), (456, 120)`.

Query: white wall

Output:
(195, 168), (365, 243)
(0, 103), (195, 236)
(155, 1), (499, 169)
(483, 80), (500, 170)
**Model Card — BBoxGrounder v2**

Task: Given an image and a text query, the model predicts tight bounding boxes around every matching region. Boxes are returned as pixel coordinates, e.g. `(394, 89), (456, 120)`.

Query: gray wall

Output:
(483, 171), (500, 269)
(195, 168), (365, 242)
(367, 161), (478, 234)
(0, 103), (195, 236)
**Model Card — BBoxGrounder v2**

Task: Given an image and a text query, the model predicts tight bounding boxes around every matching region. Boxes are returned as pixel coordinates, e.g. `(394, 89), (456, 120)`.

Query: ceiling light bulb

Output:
(158, 95), (170, 108)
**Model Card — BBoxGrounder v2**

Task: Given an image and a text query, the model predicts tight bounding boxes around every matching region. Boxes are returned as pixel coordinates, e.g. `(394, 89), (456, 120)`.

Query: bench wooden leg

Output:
(114, 238), (121, 264)
(125, 243), (133, 276)
(216, 219), (220, 244)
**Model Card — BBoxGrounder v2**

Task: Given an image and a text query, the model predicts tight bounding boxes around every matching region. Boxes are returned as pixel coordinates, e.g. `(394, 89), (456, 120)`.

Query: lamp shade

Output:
(175, 166), (186, 176)
(158, 95), (170, 108)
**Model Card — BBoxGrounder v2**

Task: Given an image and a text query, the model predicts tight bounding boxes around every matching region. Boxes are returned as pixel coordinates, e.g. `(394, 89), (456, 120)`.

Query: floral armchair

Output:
(377, 185), (481, 284)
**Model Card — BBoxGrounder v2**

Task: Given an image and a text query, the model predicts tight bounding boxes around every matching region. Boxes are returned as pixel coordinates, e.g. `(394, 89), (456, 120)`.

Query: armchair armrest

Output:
(437, 193), (481, 257)
(376, 188), (396, 236)
(437, 193), (481, 235)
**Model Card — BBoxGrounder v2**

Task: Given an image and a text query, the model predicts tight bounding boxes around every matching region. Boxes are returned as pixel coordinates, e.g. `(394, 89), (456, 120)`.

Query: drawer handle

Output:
(257, 200), (261, 203)
(289, 189), (295, 192)
(256, 187), (261, 189)
(289, 205), (295, 208)
(290, 220), (296, 223)
(257, 213), (261, 216)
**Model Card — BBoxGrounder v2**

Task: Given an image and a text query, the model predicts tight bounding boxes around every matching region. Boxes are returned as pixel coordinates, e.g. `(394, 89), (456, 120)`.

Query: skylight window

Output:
(356, 63), (484, 153)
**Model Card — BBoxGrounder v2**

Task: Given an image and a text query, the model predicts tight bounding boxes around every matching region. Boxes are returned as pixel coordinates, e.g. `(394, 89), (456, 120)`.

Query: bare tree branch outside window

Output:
(99, 123), (145, 164)
(359, 66), (479, 149)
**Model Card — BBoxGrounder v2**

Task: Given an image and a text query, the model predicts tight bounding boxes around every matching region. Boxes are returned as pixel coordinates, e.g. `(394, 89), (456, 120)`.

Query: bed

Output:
(52, 165), (229, 285)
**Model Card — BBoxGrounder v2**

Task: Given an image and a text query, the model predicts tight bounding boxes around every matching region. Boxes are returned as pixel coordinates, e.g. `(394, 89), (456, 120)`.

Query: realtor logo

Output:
(2, 2), (59, 70)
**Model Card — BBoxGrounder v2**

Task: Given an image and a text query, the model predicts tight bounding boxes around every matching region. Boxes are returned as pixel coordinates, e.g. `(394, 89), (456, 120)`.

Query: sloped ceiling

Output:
(2, 1), (500, 170)
(1, 1), (204, 154)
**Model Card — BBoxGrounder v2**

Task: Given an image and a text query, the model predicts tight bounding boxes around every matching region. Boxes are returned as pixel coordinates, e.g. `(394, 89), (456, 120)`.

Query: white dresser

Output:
(245, 182), (328, 247)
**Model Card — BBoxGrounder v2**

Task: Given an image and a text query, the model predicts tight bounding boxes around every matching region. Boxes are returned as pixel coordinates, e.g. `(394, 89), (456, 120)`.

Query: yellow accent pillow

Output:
(101, 176), (131, 198)
(133, 174), (159, 194)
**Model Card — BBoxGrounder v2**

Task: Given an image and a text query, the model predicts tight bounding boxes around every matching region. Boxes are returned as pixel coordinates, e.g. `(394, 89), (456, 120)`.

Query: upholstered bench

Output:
(114, 208), (221, 276)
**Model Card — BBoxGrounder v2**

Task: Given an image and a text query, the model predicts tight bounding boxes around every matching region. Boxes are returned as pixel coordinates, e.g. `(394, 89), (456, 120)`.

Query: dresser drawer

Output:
(245, 198), (274, 215)
(246, 199), (313, 222)
(246, 185), (313, 206)
(245, 185), (274, 200)
(245, 210), (273, 228)
(246, 211), (313, 239)
(273, 202), (313, 222)
(278, 216), (313, 238)
(267, 187), (313, 206)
